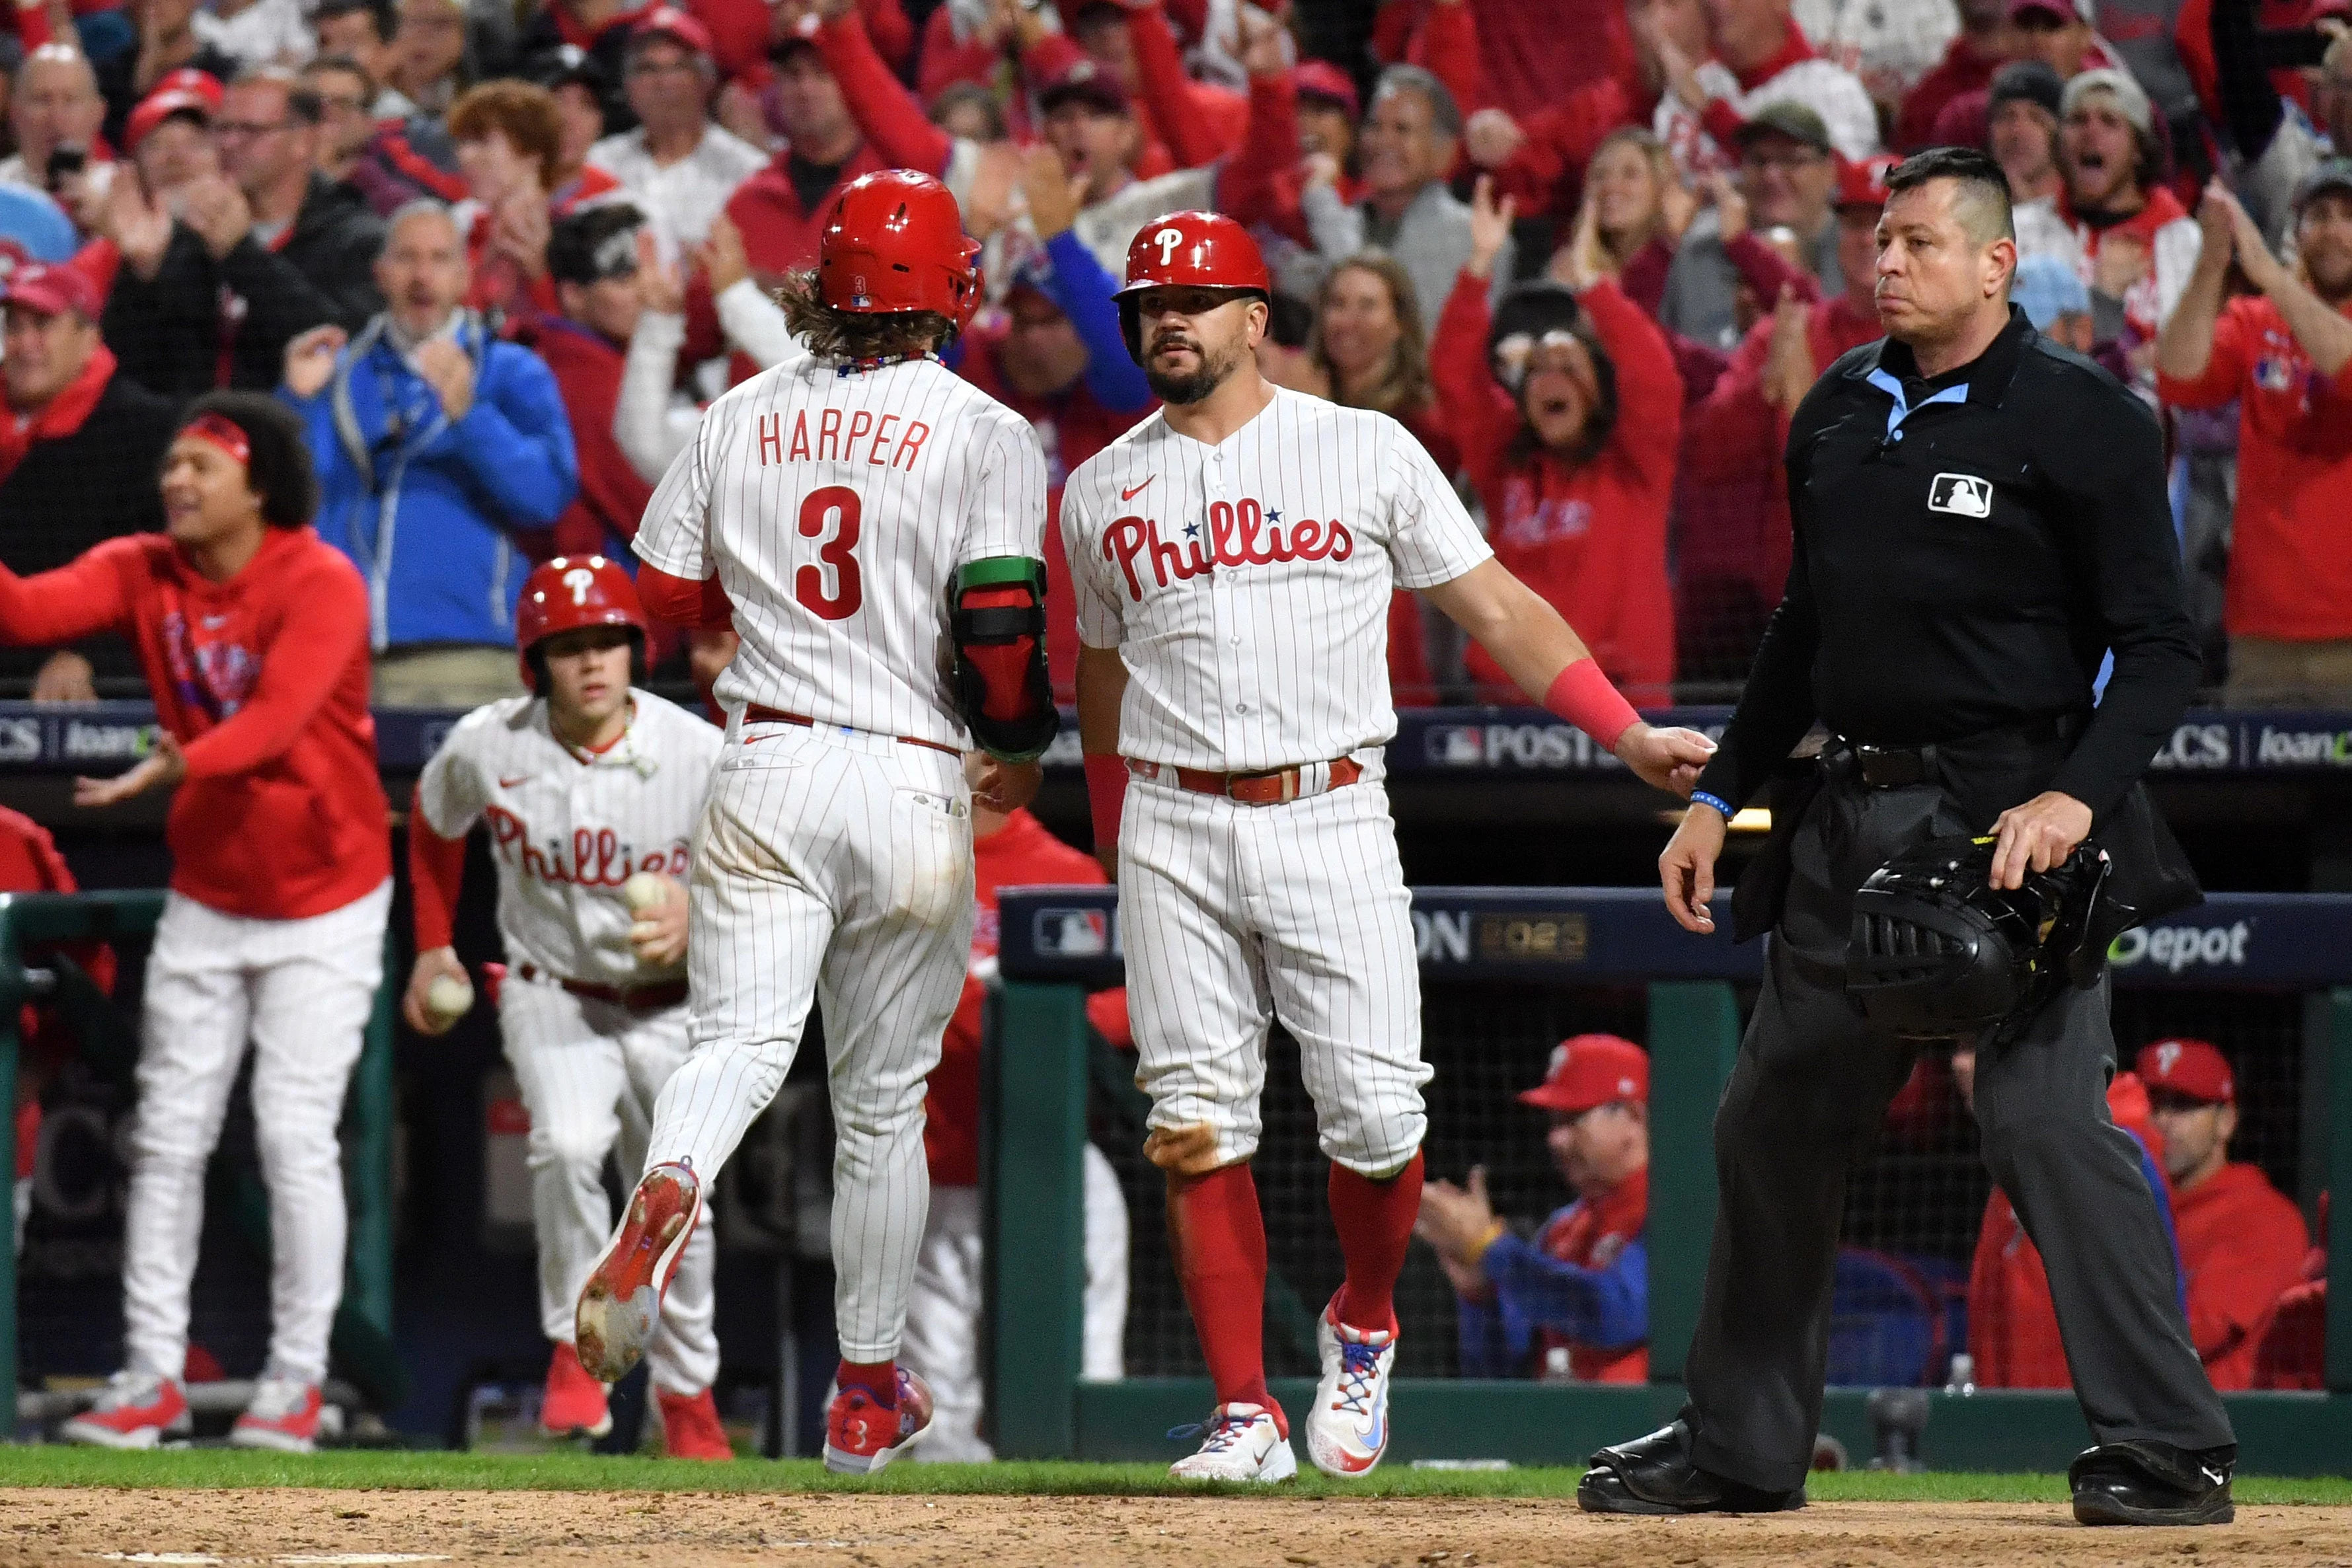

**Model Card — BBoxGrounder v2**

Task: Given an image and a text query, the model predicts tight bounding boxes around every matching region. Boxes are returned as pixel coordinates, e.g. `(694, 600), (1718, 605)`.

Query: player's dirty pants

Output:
(644, 722), (973, 1364)
(122, 881), (391, 1388)
(1682, 768), (2233, 1494)
(500, 977), (717, 1396)
(1120, 765), (1429, 1175)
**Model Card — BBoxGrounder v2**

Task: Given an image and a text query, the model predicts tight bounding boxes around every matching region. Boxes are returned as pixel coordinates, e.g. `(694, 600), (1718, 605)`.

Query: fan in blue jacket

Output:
(281, 202), (578, 702)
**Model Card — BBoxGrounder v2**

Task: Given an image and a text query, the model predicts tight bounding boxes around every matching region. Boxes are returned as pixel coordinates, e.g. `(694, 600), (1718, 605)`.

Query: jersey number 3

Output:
(795, 484), (863, 620)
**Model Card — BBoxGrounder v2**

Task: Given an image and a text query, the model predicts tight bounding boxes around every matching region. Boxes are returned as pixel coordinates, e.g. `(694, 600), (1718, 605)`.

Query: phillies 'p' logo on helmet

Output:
(817, 170), (983, 338)
(515, 554), (651, 692)
(1109, 210), (1272, 361)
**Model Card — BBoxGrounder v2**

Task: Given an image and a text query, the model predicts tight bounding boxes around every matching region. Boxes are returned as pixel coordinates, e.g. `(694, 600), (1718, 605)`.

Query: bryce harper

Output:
(405, 554), (732, 1460)
(0, 392), (391, 1454)
(1065, 213), (1714, 1482)
(574, 168), (1057, 1475)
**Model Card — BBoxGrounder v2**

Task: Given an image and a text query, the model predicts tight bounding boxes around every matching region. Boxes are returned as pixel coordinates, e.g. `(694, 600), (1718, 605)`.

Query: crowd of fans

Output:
(0, 0), (2340, 707)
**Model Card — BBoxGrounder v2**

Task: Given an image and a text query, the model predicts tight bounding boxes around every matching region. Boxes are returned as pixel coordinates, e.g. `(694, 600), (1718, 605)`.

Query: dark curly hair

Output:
(176, 391), (319, 528)
(772, 268), (958, 361)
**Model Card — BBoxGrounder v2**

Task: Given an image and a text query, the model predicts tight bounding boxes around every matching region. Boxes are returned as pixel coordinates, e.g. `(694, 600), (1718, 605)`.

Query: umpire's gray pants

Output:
(1681, 772), (2233, 1493)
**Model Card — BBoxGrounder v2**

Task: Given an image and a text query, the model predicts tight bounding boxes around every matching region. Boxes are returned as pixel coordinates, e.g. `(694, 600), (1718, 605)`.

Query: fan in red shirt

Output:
(0, 393), (391, 1457)
(1957, 1047), (2185, 1388)
(1460, 0), (1683, 221)
(2156, 167), (2352, 698)
(449, 80), (624, 330)
(1416, 1035), (1651, 1381)
(2138, 1038), (2312, 1391)
(905, 797), (1131, 1460)
(1433, 177), (1681, 701)
(1677, 155), (1889, 681)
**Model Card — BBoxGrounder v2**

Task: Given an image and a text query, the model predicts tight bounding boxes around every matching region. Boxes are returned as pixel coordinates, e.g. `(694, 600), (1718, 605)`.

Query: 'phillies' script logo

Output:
(485, 804), (689, 889)
(1104, 499), (1353, 601)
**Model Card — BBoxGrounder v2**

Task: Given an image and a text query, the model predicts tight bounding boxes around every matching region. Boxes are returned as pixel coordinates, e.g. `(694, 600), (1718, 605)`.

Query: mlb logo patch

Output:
(1928, 473), (1994, 519)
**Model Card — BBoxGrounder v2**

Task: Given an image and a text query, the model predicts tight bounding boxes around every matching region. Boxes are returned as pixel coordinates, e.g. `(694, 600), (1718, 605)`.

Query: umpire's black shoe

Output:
(2069, 1440), (2236, 1526)
(1576, 1421), (1807, 1516)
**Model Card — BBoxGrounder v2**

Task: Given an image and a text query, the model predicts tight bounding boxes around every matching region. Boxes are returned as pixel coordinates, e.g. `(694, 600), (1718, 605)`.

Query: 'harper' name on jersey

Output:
(752, 408), (934, 471)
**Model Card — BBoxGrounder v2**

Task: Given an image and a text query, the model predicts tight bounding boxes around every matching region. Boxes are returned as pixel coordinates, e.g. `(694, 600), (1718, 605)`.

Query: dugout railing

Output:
(988, 885), (2352, 1474)
(0, 891), (404, 1438)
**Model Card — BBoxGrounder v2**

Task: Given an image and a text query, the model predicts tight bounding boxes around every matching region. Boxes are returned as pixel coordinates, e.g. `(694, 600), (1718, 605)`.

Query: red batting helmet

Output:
(515, 555), (650, 691)
(1112, 210), (1271, 361)
(818, 169), (983, 337)
(1113, 210), (1271, 299)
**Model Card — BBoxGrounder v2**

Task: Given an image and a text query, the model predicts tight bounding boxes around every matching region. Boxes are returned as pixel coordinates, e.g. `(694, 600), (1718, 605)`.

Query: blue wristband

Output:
(1690, 790), (1735, 819)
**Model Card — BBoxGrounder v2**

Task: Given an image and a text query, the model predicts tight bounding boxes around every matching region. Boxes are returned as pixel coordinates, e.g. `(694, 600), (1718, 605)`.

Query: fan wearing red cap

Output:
(1066, 208), (1712, 1483)
(1416, 1036), (1652, 1384)
(598, 165), (1056, 1479)
(0, 260), (179, 703)
(2135, 1038), (2311, 1390)
(402, 552), (732, 1458)
(125, 75), (221, 200)
(578, 6), (767, 253)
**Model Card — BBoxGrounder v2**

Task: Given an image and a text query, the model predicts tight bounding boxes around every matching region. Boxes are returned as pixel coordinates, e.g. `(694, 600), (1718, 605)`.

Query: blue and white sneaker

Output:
(1168, 1403), (1298, 1482)
(1307, 1295), (1398, 1477)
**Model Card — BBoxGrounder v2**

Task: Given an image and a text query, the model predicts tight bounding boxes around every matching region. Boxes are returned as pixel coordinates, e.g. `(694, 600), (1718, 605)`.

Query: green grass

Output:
(1, 1450), (2349, 1505)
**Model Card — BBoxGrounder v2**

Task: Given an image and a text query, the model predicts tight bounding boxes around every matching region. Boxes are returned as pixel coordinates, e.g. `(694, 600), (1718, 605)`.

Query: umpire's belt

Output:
(515, 963), (688, 1015)
(743, 704), (963, 759)
(1127, 755), (1363, 805)
(1829, 714), (2076, 790)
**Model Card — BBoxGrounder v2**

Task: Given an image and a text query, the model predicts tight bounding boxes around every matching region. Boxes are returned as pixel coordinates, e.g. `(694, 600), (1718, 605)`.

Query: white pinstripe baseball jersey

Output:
(416, 690), (722, 987)
(1061, 388), (1493, 773)
(634, 355), (1049, 747)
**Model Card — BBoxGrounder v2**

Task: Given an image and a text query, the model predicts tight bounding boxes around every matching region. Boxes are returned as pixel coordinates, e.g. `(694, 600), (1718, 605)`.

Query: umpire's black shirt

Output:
(1695, 305), (2199, 820)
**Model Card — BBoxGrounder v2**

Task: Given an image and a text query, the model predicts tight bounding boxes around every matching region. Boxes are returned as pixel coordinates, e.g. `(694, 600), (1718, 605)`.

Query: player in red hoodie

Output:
(2137, 1038), (2311, 1390)
(1434, 177), (1681, 701)
(0, 392), (391, 1455)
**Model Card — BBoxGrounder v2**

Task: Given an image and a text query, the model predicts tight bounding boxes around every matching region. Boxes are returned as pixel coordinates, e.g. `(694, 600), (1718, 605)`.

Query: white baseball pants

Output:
(499, 976), (718, 1396)
(901, 1144), (1130, 1462)
(121, 881), (391, 1387)
(644, 722), (973, 1364)
(1121, 768), (1429, 1176)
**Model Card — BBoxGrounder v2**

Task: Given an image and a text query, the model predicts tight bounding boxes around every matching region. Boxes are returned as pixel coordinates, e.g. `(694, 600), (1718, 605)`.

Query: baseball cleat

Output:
(823, 1368), (934, 1474)
(1306, 1295), (1398, 1477)
(59, 1370), (190, 1449)
(1167, 1403), (1298, 1483)
(576, 1161), (702, 1383)
(229, 1377), (324, 1453)
(656, 1388), (734, 1460)
(541, 1341), (613, 1439)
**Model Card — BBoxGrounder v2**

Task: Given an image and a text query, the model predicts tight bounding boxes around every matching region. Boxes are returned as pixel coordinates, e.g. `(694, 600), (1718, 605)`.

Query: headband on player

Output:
(180, 413), (251, 468)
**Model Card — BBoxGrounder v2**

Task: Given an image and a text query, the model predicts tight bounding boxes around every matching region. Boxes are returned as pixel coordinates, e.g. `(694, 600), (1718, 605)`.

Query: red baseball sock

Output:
(1168, 1163), (1284, 1435)
(1328, 1150), (1425, 1335)
(837, 1359), (898, 1410)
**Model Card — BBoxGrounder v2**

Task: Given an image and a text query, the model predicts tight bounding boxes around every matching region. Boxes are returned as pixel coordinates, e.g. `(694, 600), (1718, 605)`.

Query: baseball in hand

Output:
(625, 873), (668, 915)
(425, 972), (474, 1024)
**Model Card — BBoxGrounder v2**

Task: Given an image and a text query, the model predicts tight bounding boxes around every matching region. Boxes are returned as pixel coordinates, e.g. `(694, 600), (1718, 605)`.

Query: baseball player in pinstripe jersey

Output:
(404, 555), (732, 1460)
(574, 170), (1060, 1475)
(1065, 213), (1718, 1483)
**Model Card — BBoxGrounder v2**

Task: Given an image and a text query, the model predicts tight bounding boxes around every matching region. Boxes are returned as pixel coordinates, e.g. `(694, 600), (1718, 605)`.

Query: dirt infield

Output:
(5, 1489), (2352, 1568)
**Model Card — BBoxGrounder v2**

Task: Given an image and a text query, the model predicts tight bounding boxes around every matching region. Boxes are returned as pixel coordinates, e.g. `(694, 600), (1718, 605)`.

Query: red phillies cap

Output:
(631, 5), (714, 58)
(126, 85), (213, 152)
(1519, 1035), (1649, 1115)
(1836, 153), (1900, 211)
(2136, 1038), (2236, 1104)
(1038, 57), (1131, 117)
(155, 66), (225, 108)
(3, 262), (100, 318)
(1293, 59), (1360, 119)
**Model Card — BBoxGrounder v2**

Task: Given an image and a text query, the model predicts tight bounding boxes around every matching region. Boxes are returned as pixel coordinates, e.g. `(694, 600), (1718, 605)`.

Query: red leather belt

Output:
(743, 704), (962, 759)
(516, 963), (688, 1014)
(1129, 756), (1363, 805)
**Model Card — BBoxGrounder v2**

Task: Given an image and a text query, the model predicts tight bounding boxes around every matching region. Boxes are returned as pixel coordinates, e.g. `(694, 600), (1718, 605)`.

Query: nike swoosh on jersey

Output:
(1121, 477), (1156, 501)
(499, 774), (531, 788)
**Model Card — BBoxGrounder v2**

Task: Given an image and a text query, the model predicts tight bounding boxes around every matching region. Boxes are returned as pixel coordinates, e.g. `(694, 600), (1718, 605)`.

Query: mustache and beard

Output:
(1144, 325), (1246, 405)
